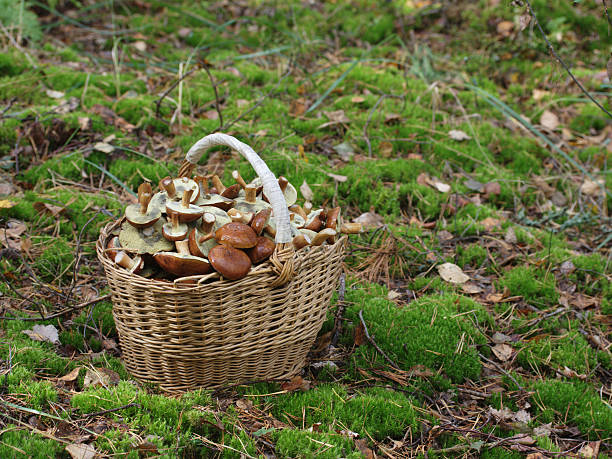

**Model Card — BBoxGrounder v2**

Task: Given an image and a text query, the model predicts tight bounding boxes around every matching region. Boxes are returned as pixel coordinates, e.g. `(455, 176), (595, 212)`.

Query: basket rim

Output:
(97, 218), (347, 289)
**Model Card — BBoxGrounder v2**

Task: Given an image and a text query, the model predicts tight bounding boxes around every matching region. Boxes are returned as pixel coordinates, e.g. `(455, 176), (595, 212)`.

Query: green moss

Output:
(517, 330), (603, 375)
(456, 243), (487, 268)
(570, 104), (608, 134)
(31, 236), (74, 282)
(343, 284), (491, 382)
(532, 379), (612, 439)
(271, 385), (419, 441)
(107, 158), (175, 190)
(0, 427), (63, 458)
(272, 429), (362, 459)
(15, 380), (58, 410)
(498, 266), (558, 308)
(481, 447), (523, 459)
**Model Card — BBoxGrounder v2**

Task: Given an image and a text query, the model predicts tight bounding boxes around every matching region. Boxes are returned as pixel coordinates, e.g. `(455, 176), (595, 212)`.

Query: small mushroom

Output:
(106, 236), (122, 261)
(166, 189), (204, 223)
(124, 183), (161, 228)
(250, 208), (271, 236)
(228, 208), (253, 225)
(115, 251), (144, 274)
(162, 212), (189, 241)
(208, 244), (252, 280)
(289, 204), (307, 221)
(234, 186), (271, 216)
(324, 207), (341, 243)
(292, 233), (310, 250)
(250, 176), (298, 207)
(215, 222), (257, 249)
(246, 236), (275, 264)
(199, 206), (232, 230)
(119, 218), (174, 254)
(303, 209), (324, 232)
(154, 240), (212, 277)
(210, 175), (226, 194)
(310, 228), (337, 246)
(194, 175), (209, 199)
(341, 222), (363, 234)
(188, 213), (217, 258)
(160, 176), (198, 203)
(232, 170), (248, 189)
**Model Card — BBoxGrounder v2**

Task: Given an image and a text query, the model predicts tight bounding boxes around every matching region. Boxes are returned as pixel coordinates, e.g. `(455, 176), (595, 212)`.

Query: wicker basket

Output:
(96, 134), (346, 393)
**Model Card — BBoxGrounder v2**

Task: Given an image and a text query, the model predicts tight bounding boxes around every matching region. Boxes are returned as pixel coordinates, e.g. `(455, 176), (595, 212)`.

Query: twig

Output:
(602, 0), (612, 29)
(81, 403), (139, 418)
(331, 273), (346, 346)
(217, 61), (293, 132)
(155, 67), (197, 119)
(0, 294), (111, 321)
(358, 309), (401, 370)
(478, 353), (524, 391)
(523, 0), (612, 118)
(363, 95), (386, 158)
(202, 61), (223, 130)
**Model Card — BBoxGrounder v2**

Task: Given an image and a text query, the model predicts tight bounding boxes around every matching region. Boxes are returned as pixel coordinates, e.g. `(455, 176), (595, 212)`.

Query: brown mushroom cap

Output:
(187, 228), (216, 258)
(215, 222), (257, 249)
(303, 209), (324, 232)
(311, 228), (337, 246)
(324, 207), (341, 243)
(250, 208), (272, 235)
(195, 193), (234, 211)
(221, 184), (242, 199)
(246, 236), (275, 264)
(154, 252), (212, 277)
(208, 244), (252, 280)
(106, 236), (122, 261)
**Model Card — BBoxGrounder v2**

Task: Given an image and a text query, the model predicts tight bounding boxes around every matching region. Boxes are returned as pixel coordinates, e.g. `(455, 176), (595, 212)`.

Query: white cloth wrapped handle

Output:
(182, 133), (293, 244)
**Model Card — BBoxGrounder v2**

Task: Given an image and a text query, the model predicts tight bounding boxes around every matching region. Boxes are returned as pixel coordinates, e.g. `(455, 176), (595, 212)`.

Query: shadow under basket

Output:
(97, 220), (346, 393)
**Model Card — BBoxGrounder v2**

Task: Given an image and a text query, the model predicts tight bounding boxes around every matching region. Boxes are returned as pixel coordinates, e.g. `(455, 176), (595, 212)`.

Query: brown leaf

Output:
(137, 441), (159, 455)
(320, 110), (350, 128)
(497, 20), (514, 37)
(202, 110), (219, 120)
(438, 263), (470, 284)
(510, 434), (535, 445)
(483, 181), (501, 196)
(353, 210), (384, 229)
(462, 283), (483, 294)
(351, 95), (365, 103)
(0, 199), (15, 209)
(289, 98), (308, 117)
(59, 367), (81, 382)
(526, 453), (546, 459)
(65, 443), (97, 459)
(300, 180), (313, 201)
(354, 322), (366, 346)
(560, 366), (587, 380)
(540, 110), (559, 130)
(481, 217), (501, 231)
(579, 441), (600, 458)
(281, 376), (311, 392)
(235, 399), (253, 410)
(518, 13), (531, 31)
(23, 325), (60, 345)
(559, 260), (575, 275)
(416, 172), (429, 186)
(33, 201), (67, 217)
(492, 332), (512, 344)
(379, 140), (393, 157)
(384, 113), (401, 125)
(491, 343), (513, 362)
(504, 227), (517, 244)
(355, 438), (375, 459)
(83, 367), (120, 388)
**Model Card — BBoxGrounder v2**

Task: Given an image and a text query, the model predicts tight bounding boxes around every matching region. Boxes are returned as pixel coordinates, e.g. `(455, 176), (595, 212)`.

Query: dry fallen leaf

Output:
(491, 343), (513, 362)
(351, 95), (365, 103)
(132, 40), (147, 52)
(540, 110), (559, 130)
(0, 199), (16, 209)
(481, 217), (501, 231)
(449, 129), (471, 141)
(83, 367), (120, 388)
(461, 283), (483, 294)
(579, 441), (600, 458)
(289, 98), (308, 117)
(300, 180), (313, 201)
(326, 172), (347, 182)
(354, 322), (366, 346)
(580, 179), (604, 197)
(355, 438), (375, 459)
(46, 89), (65, 99)
(497, 20), (514, 36)
(379, 140), (393, 157)
(65, 443), (97, 459)
(33, 202), (67, 217)
(320, 110), (350, 128)
(353, 210), (384, 229)
(518, 13), (531, 31)
(23, 324), (60, 345)
(483, 181), (501, 196)
(281, 375), (311, 392)
(492, 332), (512, 344)
(333, 141), (355, 161)
(58, 367), (82, 382)
(94, 142), (114, 154)
(514, 409), (531, 424)
(438, 263), (470, 284)
(431, 179), (451, 193)
(532, 89), (550, 101)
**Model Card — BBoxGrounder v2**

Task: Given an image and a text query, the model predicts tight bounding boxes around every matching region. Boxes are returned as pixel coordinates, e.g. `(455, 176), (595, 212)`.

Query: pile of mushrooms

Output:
(107, 173), (362, 281)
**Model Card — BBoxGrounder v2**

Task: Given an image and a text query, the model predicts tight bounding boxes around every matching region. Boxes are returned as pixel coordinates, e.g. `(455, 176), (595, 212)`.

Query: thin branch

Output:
(363, 95), (386, 158)
(0, 294), (111, 322)
(81, 403), (139, 418)
(358, 309), (401, 370)
(331, 273), (346, 347)
(523, 0), (612, 118)
(202, 61), (223, 130)
(155, 67), (197, 119)
(603, 0), (612, 30)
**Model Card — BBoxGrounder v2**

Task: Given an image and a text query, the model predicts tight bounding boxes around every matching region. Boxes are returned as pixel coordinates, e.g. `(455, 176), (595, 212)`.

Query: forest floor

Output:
(0, 1), (610, 458)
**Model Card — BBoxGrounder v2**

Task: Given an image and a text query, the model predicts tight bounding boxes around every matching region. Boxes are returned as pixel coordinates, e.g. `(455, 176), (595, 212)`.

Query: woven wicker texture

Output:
(97, 220), (346, 392)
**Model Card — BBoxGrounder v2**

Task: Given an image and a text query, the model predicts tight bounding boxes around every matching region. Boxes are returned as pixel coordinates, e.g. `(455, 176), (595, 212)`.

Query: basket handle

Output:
(177, 133), (295, 286)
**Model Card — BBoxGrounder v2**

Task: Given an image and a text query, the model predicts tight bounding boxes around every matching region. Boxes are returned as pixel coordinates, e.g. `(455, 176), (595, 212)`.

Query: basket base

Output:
(120, 334), (311, 393)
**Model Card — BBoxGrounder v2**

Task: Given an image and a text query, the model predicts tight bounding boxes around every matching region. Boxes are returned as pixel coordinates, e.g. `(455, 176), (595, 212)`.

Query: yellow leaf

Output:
(0, 199), (16, 209)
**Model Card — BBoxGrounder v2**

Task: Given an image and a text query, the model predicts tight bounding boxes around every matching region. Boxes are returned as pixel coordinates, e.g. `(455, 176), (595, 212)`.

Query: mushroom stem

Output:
(341, 222), (363, 234)
(175, 240), (191, 255)
(171, 212), (180, 230)
(198, 233), (214, 244)
(200, 212), (216, 233)
(139, 192), (151, 214)
(311, 228), (336, 246)
(245, 187), (257, 204)
(159, 176), (176, 198)
(194, 175), (209, 197)
(228, 208), (251, 225)
(264, 224), (276, 237)
(115, 251), (143, 273)
(211, 175), (226, 194)
(289, 204), (307, 220)
(182, 188), (194, 208)
(232, 170), (247, 189)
